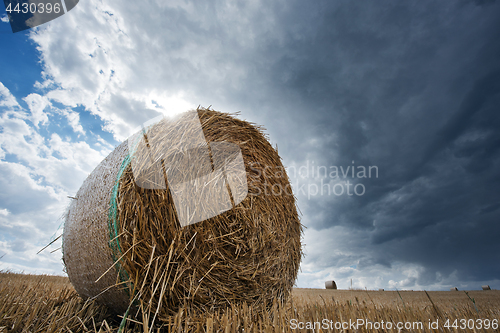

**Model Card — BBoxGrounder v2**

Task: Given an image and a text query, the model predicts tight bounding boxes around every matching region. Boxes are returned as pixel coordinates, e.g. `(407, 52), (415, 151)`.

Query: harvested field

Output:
(1, 272), (499, 332)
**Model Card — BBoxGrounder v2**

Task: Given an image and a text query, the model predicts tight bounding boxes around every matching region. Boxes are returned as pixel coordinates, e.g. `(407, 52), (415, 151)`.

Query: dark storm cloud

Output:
(420, 70), (500, 170)
(212, 0), (500, 288)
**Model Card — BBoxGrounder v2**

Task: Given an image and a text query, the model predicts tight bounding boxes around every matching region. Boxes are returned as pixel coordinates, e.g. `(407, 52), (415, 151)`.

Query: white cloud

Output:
(0, 161), (67, 275)
(23, 93), (51, 128)
(0, 82), (111, 275)
(0, 110), (43, 160)
(0, 85), (110, 189)
(0, 82), (22, 109)
(0, 238), (63, 275)
(28, 0), (285, 140)
(57, 108), (85, 135)
(0, 14), (8, 24)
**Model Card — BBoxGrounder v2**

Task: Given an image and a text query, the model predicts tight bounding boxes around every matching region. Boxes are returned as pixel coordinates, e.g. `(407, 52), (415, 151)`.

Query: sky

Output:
(0, 0), (499, 291)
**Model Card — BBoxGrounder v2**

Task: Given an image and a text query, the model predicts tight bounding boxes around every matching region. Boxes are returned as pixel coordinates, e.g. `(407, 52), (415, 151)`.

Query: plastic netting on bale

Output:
(63, 107), (303, 321)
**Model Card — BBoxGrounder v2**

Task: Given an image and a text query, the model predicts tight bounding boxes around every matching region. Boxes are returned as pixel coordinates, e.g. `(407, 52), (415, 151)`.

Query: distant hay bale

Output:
(378, 289), (384, 291)
(482, 285), (491, 290)
(450, 287), (458, 291)
(325, 281), (337, 289)
(63, 108), (303, 317)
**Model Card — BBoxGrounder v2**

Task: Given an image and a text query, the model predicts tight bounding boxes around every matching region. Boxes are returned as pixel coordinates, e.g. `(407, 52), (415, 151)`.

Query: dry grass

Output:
(0, 272), (111, 332)
(2, 272), (499, 332)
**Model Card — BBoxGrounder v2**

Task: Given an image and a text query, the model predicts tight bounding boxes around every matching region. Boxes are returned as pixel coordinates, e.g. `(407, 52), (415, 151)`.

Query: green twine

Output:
(107, 153), (133, 292)
(107, 128), (156, 302)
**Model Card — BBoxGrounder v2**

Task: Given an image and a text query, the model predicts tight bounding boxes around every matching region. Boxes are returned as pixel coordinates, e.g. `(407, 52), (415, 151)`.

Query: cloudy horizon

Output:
(1, 0), (499, 291)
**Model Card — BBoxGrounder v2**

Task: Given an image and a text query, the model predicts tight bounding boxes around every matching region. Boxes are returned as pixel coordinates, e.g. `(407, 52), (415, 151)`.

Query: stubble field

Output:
(0, 272), (499, 332)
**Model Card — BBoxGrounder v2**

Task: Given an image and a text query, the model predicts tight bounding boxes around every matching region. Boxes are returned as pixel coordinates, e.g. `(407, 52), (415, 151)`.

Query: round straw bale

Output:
(63, 108), (303, 317)
(325, 280), (337, 289)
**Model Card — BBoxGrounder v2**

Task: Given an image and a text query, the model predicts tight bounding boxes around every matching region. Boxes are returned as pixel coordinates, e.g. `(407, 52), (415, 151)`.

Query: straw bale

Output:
(325, 281), (337, 289)
(482, 285), (491, 290)
(63, 108), (302, 318)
